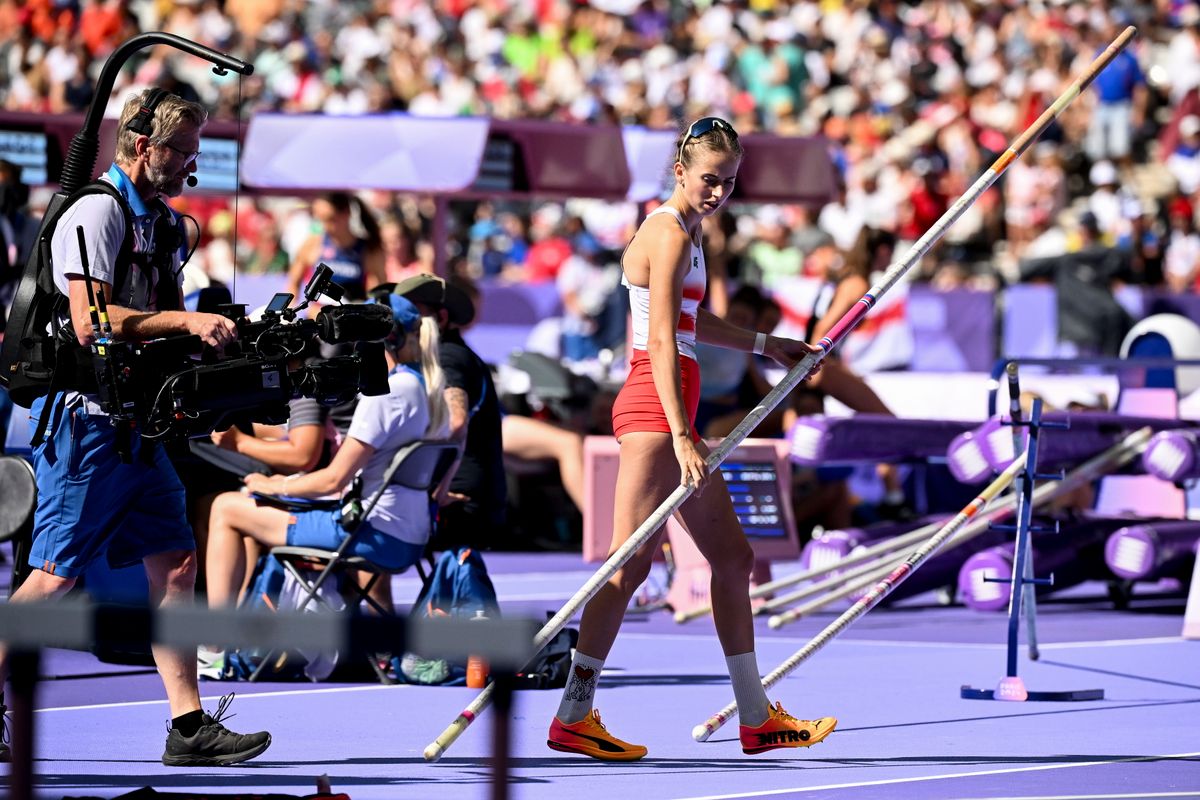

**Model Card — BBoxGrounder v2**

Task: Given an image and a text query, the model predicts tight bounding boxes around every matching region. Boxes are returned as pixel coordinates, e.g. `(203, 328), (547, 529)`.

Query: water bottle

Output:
(465, 610), (489, 688)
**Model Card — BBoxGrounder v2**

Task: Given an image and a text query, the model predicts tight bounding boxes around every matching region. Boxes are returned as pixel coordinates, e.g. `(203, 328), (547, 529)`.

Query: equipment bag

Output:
(515, 622), (578, 690)
(392, 547), (501, 685)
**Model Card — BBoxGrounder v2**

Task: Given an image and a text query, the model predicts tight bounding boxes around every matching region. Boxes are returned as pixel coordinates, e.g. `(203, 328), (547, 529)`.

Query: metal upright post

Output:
(963, 397), (1105, 702)
(1004, 364), (1042, 661)
(1000, 398), (1047, 692)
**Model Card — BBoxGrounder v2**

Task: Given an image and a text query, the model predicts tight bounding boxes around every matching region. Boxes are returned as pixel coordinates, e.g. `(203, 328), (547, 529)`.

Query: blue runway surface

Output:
(10, 553), (1200, 799)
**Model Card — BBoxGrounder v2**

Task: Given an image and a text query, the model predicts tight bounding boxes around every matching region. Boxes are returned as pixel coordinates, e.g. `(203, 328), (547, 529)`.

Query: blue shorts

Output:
(28, 395), (194, 579)
(286, 508), (425, 572)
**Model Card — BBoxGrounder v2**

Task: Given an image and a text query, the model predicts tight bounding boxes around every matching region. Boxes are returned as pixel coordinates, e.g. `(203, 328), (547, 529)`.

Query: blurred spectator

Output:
(745, 205), (802, 291)
(79, 0), (124, 58)
(1084, 15), (1146, 166)
(0, 157), (33, 281)
(284, 192), (385, 302)
(1005, 142), (1067, 259)
(1087, 159), (1133, 244)
(556, 231), (622, 362)
(694, 284), (768, 438)
(524, 204), (571, 283)
(0, 158), (33, 313)
(380, 215), (427, 283)
(1167, 114), (1200, 195)
(1022, 211), (1132, 355)
(817, 181), (864, 253)
(1165, 196), (1200, 294)
(242, 215), (289, 276)
(1116, 198), (1165, 287)
(199, 210), (236, 286)
(898, 156), (950, 248)
(697, 287), (790, 440)
(1165, 4), (1200, 106)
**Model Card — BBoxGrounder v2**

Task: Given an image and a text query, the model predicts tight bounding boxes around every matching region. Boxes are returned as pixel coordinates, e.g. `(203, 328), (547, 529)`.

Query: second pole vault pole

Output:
(422, 25), (1138, 763)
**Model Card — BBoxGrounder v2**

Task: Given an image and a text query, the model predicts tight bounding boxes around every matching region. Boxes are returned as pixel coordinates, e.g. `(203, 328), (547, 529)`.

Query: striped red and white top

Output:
(623, 205), (707, 361)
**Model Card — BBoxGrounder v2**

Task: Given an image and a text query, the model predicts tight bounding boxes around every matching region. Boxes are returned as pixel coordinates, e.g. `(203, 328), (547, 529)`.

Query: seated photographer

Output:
(0, 88), (271, 766)
(203, 295), (449, 623)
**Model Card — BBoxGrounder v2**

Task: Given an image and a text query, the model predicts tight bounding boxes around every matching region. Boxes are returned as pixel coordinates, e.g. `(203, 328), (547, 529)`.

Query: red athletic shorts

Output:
(612, 349), (701, 442)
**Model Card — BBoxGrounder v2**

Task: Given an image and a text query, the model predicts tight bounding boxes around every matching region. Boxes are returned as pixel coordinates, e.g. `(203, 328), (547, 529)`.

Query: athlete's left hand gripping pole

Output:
(423, 26), (1139, 764)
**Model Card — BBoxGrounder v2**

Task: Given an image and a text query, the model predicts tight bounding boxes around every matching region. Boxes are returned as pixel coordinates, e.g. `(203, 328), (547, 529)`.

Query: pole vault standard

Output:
(691, 427), (1151, 741)
(422, 25), (1139, 763)
(763, 420), (1146, 628)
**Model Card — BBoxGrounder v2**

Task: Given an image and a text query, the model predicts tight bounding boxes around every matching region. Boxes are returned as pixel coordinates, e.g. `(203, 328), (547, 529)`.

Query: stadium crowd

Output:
(2, 0), (1200, 336)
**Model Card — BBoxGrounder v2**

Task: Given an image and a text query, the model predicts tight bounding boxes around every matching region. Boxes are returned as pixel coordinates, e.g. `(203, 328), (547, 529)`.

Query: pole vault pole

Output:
(422, 25), (1138, 763)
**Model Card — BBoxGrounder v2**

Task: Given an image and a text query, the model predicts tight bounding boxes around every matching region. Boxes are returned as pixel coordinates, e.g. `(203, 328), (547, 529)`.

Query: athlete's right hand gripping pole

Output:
(423, 26), (1139, 764)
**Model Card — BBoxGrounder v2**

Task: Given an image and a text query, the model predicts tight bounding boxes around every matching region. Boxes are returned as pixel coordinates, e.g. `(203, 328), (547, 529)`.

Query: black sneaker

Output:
(162, 693), (271, 767)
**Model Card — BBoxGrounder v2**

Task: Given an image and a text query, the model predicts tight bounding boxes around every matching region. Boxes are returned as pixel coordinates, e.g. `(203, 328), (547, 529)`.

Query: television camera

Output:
(78, 238), (392, 446)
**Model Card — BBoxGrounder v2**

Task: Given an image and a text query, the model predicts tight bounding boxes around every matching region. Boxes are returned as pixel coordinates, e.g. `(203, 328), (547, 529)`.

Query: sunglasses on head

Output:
(677, 117), (739, 164)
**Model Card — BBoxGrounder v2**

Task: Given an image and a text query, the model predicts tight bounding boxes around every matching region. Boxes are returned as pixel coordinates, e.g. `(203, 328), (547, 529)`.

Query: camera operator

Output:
(394, 274), (506, 550)
(0, 88), (271, 766)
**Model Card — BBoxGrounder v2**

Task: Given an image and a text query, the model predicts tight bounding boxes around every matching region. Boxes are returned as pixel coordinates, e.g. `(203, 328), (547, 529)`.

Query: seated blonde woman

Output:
(203, 295), (449, 612)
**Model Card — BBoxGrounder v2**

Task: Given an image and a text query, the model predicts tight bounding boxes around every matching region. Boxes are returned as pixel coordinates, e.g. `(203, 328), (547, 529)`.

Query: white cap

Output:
(1181, 115), (1200, 138)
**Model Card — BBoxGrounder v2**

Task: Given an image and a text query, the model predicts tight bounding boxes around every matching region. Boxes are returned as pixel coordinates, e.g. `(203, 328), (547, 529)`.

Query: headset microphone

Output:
(186, 175), (198, 187)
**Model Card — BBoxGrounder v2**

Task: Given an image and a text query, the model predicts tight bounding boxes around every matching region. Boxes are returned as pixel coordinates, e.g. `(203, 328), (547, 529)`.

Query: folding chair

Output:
(250, 439), (459, 682)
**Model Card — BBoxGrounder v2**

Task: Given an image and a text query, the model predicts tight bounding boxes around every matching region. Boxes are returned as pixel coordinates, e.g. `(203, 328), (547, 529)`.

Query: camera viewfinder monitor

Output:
(265, 293), (293, 313)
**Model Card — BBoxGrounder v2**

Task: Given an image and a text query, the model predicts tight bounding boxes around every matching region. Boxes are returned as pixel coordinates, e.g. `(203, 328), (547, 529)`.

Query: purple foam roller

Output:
(947, 417), (1007, 484)
(1105, 521), (1200, 581)
(1141, 430), (1200, 483)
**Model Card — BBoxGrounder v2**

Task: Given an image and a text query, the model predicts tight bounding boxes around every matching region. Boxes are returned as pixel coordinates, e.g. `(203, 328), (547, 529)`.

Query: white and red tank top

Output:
(623, 205), (706, 361)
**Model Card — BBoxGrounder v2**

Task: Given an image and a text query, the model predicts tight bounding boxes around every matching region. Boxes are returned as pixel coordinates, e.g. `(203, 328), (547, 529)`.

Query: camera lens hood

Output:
(316, 303), (394, 344)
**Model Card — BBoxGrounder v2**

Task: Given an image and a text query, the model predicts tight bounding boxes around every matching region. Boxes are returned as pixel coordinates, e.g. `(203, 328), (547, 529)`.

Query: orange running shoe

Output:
(547, 710), (648, 761)
(739, 702), (837, 755)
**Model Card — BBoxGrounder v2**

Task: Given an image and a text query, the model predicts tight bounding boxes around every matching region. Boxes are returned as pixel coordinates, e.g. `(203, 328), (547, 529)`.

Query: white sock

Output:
(726, 652), (770, 728)
(556, 651), (605, 724)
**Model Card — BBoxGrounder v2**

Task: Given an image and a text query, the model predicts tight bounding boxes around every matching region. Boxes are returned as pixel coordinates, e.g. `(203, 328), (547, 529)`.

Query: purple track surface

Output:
(7, 552), (1200, 799)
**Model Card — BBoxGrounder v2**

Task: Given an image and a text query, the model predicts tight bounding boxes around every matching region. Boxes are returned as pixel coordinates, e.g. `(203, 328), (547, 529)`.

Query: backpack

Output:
(0, 183), (134, 410)
(0, 180), (180, 413)
(515, 619), (578, 690)
(393, 547), (500, 685)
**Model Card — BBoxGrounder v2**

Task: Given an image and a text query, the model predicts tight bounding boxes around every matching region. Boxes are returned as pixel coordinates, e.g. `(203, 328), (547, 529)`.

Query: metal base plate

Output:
(961, 685), (1105, 702)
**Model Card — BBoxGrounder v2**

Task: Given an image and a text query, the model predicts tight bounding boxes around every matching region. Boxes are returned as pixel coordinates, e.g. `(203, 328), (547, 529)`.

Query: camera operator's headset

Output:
(127, 88), (171, 137)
